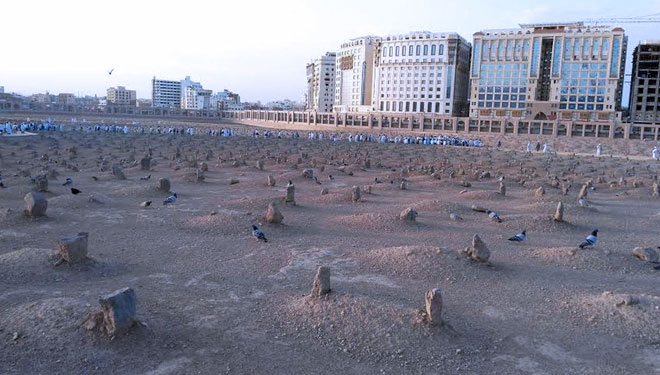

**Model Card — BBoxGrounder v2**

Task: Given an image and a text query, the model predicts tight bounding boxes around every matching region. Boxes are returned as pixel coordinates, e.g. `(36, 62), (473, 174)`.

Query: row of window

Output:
(559, 103), (606, 110)
(478, 102), (527, 109)
(379, 101), (450, 113)
(382, 44), (445, 58)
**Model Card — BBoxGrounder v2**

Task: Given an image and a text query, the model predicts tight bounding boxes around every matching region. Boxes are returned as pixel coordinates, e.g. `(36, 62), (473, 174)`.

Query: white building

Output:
(334, 36), (379, 113)
(152, 77), (182, 108)
(180, 76), (212, 110)
(306, 52), (336, 112)
(373, 31), (471, 116)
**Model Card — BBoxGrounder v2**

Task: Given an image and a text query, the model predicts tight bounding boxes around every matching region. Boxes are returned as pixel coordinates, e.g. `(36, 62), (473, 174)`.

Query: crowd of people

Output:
(4, 120), (660, 159)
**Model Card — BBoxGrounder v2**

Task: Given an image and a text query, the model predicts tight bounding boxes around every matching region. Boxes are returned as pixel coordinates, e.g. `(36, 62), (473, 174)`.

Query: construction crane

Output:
(584, 12), (660, 25)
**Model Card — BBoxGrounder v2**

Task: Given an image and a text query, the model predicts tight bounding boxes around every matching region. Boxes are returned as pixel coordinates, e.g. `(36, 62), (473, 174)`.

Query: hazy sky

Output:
(1, 0), (659, 103)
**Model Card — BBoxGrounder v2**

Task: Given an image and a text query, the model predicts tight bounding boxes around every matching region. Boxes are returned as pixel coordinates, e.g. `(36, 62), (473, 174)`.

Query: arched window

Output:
(395, 46), (400, 56)
(416, 45), (421, 55)
(402, 45), (407, 56)
(438, 45), (444, 55)
(423, 45), (429, 55)
(431, 45), (436, 55)
(409, 45), (414, 56)
(389, 47), (393, 56)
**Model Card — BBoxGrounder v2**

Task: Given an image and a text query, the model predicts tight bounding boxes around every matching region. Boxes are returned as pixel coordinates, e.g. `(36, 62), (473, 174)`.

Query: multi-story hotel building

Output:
(629, 41), (660, 123)
(152, 77), (182, 108)
(106, 86), (136, 106)
(334, 36), (378, 113)
(306, 52), (336, 112)
(470, 23), (627, 122)
(372, 31), (471, 116)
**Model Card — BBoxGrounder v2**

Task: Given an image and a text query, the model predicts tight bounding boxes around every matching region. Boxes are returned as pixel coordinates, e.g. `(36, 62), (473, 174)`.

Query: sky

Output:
(1, 0), (659, 104)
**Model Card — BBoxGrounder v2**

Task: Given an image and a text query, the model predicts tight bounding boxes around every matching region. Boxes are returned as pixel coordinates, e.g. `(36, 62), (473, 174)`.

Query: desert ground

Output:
(1, 118), (660, 375)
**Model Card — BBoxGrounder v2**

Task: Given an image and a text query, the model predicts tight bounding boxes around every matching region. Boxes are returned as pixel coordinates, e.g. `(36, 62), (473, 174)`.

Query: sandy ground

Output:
(1, 126), (660, 375)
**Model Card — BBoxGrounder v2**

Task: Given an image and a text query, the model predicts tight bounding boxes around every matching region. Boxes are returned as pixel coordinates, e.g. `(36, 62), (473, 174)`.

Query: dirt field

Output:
(1, 125), (659, 374)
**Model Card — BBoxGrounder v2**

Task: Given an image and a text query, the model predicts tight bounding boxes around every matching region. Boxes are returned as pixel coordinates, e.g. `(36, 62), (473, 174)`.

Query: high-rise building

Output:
(334, 36), (379, 113)
(306, 52), (336, 112)
(107, 86), (136, 106)
(372, 31), (471, 116)
(629, 41), (660, 123)
(470, 23), (627, 122)
(152, 77), (182, 108)
(180, 76), (212, 110)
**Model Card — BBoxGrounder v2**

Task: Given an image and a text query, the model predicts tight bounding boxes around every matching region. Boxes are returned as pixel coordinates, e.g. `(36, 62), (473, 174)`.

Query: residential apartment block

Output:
(306, 52), (336, 112)
(629, 41), (660, 123)
(107, 86), (136, 106)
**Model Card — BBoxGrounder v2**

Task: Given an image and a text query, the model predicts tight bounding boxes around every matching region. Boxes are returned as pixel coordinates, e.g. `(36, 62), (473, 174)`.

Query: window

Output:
(395, 46), (400, 56)
(409, 45), (414, 55)
(402, 45), (406, 56)
(439, 45), (444, 55)
(423, 45), (429, 55)
(431, 45), (436, 55)
(389, 47), (393, 56)
(416, 45), (421, 55)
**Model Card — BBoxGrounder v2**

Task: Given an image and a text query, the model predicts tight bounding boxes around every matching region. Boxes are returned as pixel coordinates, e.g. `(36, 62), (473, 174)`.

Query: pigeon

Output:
(449, 212), (463, 221)
(252, 225), (268, 242)
(62, 177), (73, 186)
(0, 182), (6, 189)
(578, 198), (589, 207)
(92, 176), (99, 181)
(328, 175), (334, 181)
(374, 177), (381, 184)
(579, 229), (598, 249)
(313, 176), (321, 185)
(140, 200), (152, 208)
(140, 174), (151, 181)
(487, 210), (502, 223)
(163, 193), (178, 205)
(71, 188), (82, 195)
(287, 180), (293, 187)
(508, 230), (526, 242)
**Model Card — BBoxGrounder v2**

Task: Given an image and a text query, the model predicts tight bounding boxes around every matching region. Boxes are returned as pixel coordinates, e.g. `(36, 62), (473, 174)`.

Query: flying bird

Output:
(62, 177), (73, 186)
(508, 230), (527, 242)
(140, 174), (151, 181)
(71, 188), (82, 195)
(579, 229), (598, 249)
(163, 193), (178, 205)
(252, 225), (268, 242)
(108, 68), (114, 75)
(487, 210), (502, 223)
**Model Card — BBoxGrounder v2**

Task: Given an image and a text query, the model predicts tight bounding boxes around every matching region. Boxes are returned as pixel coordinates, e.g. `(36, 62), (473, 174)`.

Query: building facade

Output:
(152, 77), (182, 108)
(372, 31), (471, 116)
(180, 76), (212, 110)
(629, 41), (660, 123)
(470, 23), (627, 122)
(306, 52), (336, 112)
(57, 93), (76, 106)
(334, 36), (378, 113)
(107, 86), (136, 106)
